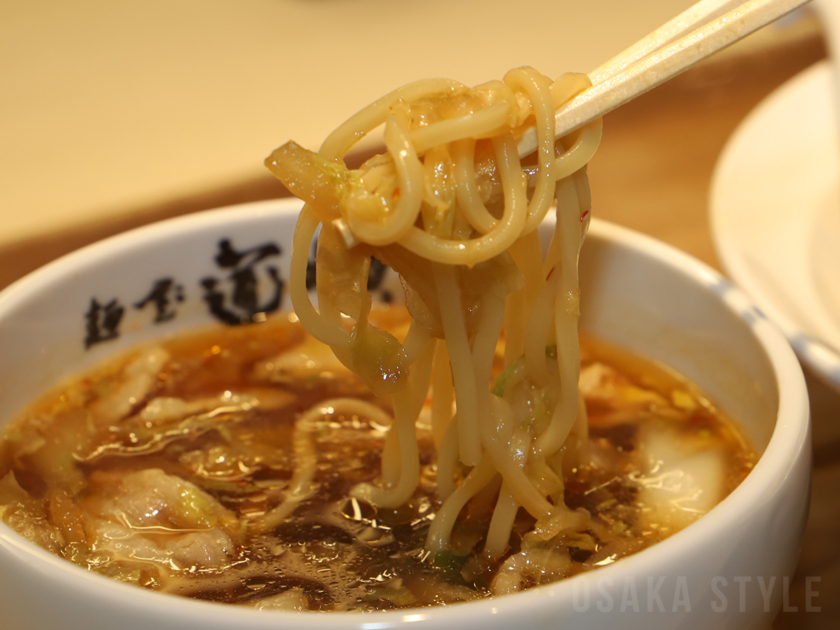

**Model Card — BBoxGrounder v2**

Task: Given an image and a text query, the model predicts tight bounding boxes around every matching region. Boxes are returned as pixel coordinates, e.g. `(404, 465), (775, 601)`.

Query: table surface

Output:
(0, 9), (837, 630)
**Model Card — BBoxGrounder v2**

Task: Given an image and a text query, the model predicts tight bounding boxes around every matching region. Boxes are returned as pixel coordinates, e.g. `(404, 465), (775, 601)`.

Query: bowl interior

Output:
(0, 198), (805, 630)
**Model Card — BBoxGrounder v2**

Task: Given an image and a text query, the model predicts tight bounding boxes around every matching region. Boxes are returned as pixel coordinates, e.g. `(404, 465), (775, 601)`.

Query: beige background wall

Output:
(1, 0), (699, 247)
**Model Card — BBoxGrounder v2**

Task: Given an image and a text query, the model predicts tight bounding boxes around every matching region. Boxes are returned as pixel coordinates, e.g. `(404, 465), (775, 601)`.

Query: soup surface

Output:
(0, 309), (755, 611)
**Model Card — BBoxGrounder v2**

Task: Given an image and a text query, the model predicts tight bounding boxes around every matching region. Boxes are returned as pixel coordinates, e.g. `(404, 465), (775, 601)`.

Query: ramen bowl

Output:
(0, 198), (810, 630)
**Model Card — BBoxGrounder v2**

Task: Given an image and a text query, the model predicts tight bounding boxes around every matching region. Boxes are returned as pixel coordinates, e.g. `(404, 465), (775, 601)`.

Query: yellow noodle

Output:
(435, 419), (460, 501)
(248, 411), (317, 535)
(505, 68), (557, 235)
(508, 230), (548, 303)
(484, 485), (518, 560)
(553, 119), (603, 181)
(268, 66), (602, 557)
(502, 290), (528, 366)
(351, 389), (420, 508)
(408, 338), (436, 421)
(452, 139), (500, 234)
(434, 263), (481, 467)
(249, 397), (390, 534)
(483, 406), (535, 559)
(346, 116), (424, 245)
(402, 320), (432, 365)
(397, 134), (528, 265)
(290, 206), (352, 348)
(430, 340), (455, 449)
(535, 176), (586, 457)
(426, 457), (497, 554)
(504, 230), (549, 365)
(319, 398), (395, 428)
(319, 78), (467, 161)
(524, 272), (558, 387)
(410, 102), (511, 155)
(482, 396), (555, 519)
(380, 424), (401, 489)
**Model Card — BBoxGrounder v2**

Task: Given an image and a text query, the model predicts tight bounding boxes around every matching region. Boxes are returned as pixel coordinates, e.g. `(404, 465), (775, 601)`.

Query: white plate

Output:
(711, 61), (840, 392)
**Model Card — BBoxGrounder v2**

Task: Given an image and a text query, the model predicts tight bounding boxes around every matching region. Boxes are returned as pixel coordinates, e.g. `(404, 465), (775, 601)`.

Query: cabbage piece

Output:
(316, 221), (375, 322)
(264, 142), (346, 222)
(634, 426), (725, 532)
(86, 469), (239, 535)
(90, 346), (171, 424)
(92, 520), (235, 572)
(347, 323), (408, 398)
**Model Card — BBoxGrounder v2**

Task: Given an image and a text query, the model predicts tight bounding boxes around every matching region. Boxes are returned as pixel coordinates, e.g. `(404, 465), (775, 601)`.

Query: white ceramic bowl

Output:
(0, 199), (810, 630)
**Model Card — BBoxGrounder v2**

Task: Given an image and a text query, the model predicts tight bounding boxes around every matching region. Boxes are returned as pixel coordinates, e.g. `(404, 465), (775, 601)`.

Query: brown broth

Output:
(0, 310), (756, 611)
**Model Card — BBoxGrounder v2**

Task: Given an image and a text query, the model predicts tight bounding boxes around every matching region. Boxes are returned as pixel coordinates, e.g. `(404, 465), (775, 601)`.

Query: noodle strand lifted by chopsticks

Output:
(265, 67), (601, 557)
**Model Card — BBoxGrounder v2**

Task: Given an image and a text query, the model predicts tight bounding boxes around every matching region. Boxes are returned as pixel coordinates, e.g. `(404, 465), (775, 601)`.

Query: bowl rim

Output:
(0, 198), (810, 627)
